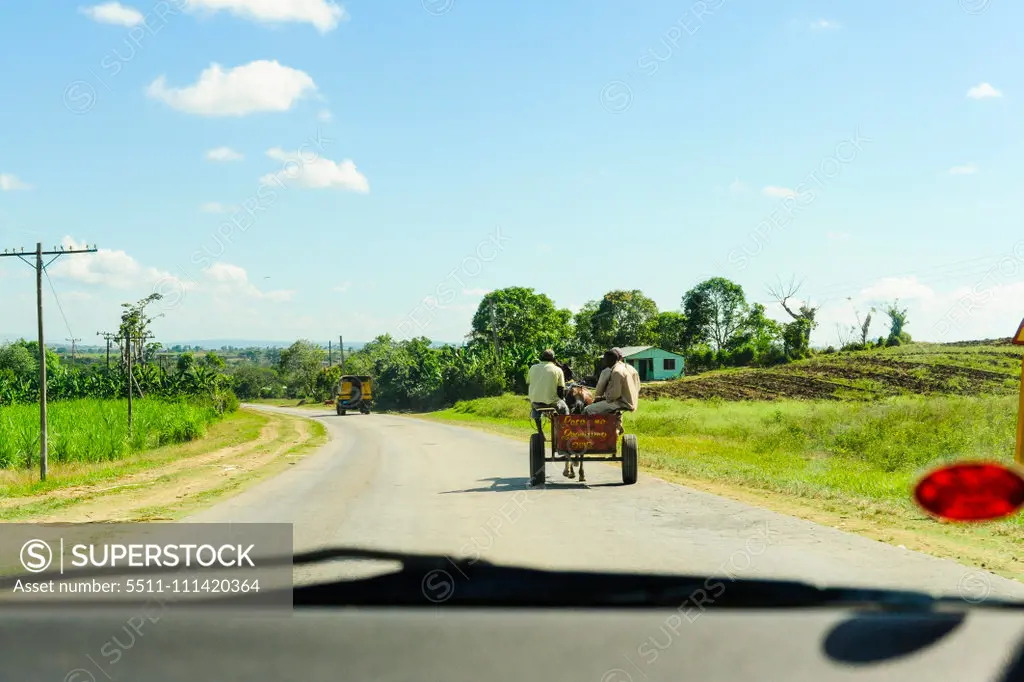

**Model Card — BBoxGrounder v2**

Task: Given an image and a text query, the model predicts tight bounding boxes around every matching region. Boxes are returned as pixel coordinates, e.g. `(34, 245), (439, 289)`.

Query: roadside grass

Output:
(420, 392), (1024, 582)
(0, 409), (328, 522)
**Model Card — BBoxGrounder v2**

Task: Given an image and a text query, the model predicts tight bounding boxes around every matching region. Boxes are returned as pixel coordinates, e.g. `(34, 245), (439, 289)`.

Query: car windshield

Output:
(1, 0), (1023, 623)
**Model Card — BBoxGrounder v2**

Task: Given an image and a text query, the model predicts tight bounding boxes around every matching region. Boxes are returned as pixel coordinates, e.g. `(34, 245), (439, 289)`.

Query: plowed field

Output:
(642, 339), (1022, 402)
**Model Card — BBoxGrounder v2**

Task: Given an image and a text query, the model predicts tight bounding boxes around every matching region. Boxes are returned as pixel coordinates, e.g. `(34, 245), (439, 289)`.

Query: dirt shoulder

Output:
(0, 408), (327, 523)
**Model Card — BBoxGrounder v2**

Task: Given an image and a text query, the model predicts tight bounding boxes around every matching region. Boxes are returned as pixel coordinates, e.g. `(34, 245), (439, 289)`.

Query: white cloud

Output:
(967, 82), (1001, 99)
(827, 232), (850, 241)
(49, 237), (182, 290)
(729, 178), (745, 194)
(261, 148), (369, 192)
(200, 202), (238, 213)
(815, 274), (1024, 346)
(79, 2), (144, 26)
(206, 146), (244, 161)
(181, 0), (347, 33)
(762, 186), (796, 198)
(47, 239), (292, 306)
(0, 174), (32, 191)
(318, 109), (333, 122)
(462, 288), (491, 296)
(811, 19), (840, 30)
(859, 276), (935, 302)
(333, 282), (351, 293)
(203, 263), (294, 301)
(949, 163), (979, 175)
(146, 60), (317, 117)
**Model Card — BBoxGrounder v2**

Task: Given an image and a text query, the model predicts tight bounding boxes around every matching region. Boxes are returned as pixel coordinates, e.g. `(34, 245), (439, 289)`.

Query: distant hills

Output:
(5, 337), (462, 351)
(162, 340), (369, 350)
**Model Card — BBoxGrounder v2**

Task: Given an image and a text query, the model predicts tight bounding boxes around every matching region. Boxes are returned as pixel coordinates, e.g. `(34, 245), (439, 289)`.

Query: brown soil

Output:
(642, 343), (1020, 403)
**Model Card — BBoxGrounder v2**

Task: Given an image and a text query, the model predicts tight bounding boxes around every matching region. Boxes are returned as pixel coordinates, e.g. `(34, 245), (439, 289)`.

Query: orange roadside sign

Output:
(1014, 318), (1024, 346)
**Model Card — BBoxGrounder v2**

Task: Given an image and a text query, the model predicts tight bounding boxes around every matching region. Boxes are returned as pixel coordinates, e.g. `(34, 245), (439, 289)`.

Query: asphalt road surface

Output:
(184, 404), (1024, 601)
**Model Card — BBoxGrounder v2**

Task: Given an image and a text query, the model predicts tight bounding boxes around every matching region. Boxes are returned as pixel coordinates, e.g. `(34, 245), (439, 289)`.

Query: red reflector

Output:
(914, 462), (1024, 521)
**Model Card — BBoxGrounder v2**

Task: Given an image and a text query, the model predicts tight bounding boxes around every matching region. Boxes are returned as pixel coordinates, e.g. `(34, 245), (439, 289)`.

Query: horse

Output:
(561, 381), (595, 480)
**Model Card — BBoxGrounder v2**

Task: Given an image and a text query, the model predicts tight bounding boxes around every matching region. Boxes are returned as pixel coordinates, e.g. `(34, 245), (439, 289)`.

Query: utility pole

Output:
(1, 242), (98, 481)
(98, 330), (151, 429)
(339, 335), (344, 371)
(126, 333), (133, 429)
(98, 332), (116, 369)
(65, 337), (81, 364)
(328, 340), (333, 366)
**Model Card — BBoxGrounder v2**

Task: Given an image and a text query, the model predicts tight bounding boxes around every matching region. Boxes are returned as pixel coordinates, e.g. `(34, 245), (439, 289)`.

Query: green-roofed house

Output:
(618, 346), (685, 382)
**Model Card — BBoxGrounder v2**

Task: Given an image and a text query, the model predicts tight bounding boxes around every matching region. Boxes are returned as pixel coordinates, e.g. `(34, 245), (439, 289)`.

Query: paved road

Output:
(185, 404), (1024, 600)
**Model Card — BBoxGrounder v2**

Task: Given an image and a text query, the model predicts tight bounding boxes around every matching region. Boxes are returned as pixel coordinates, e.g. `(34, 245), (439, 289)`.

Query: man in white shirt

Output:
(527, 348), (568, 437)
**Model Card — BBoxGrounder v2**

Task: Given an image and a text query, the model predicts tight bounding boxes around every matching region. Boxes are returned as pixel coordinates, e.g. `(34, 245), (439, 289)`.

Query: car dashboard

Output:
(4, 606), (1024, 681)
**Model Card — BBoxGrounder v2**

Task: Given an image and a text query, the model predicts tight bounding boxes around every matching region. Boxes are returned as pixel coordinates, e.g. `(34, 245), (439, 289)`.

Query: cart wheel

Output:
(621, 434), (638, 485)
(336, 404), (343, 416)
(529, 433), (546, 486)
(339, 409), (347, 416)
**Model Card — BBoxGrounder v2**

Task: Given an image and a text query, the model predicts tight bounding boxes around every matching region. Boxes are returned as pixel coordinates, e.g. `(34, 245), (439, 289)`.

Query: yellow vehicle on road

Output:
(336, 375), (373, 415)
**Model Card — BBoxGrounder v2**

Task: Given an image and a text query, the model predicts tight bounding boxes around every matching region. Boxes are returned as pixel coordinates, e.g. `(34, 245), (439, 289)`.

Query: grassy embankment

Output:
(423, 340), (1024, 582)
(0, 398), (327, 522)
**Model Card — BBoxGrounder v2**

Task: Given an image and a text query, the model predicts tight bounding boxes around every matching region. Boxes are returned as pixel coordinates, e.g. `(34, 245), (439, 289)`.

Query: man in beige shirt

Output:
(585, 348), (640, 433)
(527, 348), (568, 437)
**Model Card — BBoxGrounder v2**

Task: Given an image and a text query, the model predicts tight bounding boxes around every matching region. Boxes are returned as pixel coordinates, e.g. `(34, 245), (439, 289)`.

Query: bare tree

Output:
(767, 276), (821, 351)
(846, 297), (875, 347)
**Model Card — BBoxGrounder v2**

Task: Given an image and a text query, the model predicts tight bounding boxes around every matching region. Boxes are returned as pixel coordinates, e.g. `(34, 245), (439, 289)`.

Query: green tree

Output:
(176, 352), (196, 373)
(682, 277), (749, 351)
(651, 311), (688, 353)
(0, 342), (37, 380)
(885, 299), (909, 344)
(590, 290), (659, 349)
(204, 352), (225, 369)
(118, 293), (164, 366)
(470, 287), (572, 356)
(278, 340), (327, 398)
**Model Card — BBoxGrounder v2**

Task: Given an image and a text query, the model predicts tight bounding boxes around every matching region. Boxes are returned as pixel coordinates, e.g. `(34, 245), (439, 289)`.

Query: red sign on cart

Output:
(554, 414), (618, 454)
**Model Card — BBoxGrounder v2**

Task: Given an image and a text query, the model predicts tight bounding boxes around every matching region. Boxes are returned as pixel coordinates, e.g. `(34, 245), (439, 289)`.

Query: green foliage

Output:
(230, 364), (283, 400)
(278, 340), (327, 398)
(682, 277), (749, 351)
(783, 319), (813, 359)
(590, 290), (660, 349)
(0, 342), (36, 380)
(885, 299), (909, 343)
(652, 311), (688, 354)
(471, 287), (572, 354)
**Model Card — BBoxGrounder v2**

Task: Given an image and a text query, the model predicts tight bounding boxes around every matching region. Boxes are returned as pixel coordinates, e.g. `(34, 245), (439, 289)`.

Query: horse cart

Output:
(336, 375), (373, 415)
(529, 407), (638, 486)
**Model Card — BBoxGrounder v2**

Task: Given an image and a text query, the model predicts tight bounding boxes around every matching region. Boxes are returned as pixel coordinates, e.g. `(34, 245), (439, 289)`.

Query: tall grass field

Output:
(0, 398), (233, 469)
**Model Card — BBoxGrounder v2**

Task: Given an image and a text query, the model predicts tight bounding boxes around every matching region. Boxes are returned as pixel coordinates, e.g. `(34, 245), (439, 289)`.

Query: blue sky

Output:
(1, 0), (1022, 347)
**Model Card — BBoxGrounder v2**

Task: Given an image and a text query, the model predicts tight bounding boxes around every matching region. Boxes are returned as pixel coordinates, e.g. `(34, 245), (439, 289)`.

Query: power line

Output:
(0, 242), (98, 481)
(43, 267), (74, 340)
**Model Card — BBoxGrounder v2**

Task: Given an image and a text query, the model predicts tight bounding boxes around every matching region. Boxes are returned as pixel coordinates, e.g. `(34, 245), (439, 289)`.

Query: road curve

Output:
(184, 404), (1024, 600)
